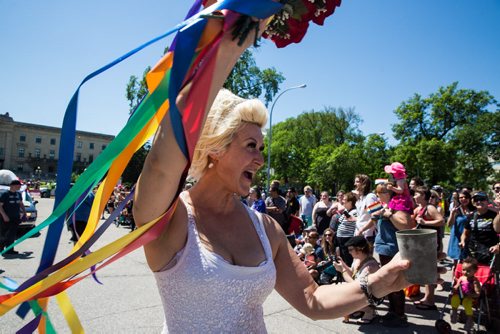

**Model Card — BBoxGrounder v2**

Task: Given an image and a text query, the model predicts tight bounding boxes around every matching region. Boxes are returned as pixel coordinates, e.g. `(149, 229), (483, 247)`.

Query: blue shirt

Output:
(374, 217), (399, 257)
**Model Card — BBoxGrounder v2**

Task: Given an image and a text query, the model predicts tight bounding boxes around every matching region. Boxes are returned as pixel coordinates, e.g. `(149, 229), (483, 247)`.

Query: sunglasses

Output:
(473, 197), (487, 202)
(324, 234), (333, 237)
(494, 187), (500, 191)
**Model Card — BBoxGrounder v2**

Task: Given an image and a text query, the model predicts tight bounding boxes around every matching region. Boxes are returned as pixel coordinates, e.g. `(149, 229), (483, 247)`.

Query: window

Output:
(101, 145), (106, 150)
(18, 148), (25, 158)
(89, 143), (94, 150)
(89, 154), (94, 163)
(35, 137), (42, 144)
(17, 164), (24, 172)
(35, 148), (41, 158)
(0, 147), (3, 157)
(20, 135), (26, 142)
(77, 141), (83, 149)
(76, 153), (81, 161)
(49, 150), (55, 159)
(50, 138), (56, 145)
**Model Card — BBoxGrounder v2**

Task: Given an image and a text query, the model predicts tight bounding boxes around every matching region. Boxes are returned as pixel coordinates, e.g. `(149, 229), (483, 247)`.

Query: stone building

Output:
(0, 112), (114, 180)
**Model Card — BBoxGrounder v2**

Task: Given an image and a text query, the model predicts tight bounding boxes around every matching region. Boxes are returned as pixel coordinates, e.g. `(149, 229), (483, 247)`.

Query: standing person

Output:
(0, 180), (26, 255)
(249, 187), (266, 214)
(447, 190), (474, 267)
(312, 191), (332, 235)
(132, 16), (412, 332)
(374, 182), (414, 327)
(493, 181), (500, 208)
(353, 174), (378, 243)
(412, 186), (444, 311)
(460, 191), (500, 265)
(285, 187), (300, 218)
(299, 185), (316, 227)
(335, 192), (358, 267)
(69, 191), (95, 244)
(266, 186), (288, 233)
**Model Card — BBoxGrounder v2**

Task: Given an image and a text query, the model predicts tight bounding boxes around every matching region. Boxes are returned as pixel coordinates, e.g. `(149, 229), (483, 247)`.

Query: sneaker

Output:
(380, 312), (409, 328)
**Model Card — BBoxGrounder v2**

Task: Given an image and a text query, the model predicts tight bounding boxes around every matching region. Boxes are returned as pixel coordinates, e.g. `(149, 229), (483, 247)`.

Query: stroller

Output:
(436, 255), (499, 333)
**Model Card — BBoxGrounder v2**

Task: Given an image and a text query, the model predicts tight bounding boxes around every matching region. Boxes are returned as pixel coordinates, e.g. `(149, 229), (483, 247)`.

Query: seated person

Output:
(450, 257), (481, 332)
(298, 243), (319, 280)
(333, 236), (380, 324)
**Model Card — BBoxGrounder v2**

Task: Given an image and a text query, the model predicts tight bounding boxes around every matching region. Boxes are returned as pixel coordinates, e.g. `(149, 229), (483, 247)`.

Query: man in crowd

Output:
(299, 185), (316, 227)
(265, 186), (287, 233)
(0, 180), (26, 255)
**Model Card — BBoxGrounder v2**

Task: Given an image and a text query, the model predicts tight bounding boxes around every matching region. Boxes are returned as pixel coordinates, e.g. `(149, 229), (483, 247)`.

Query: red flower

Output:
(312, 0), (341, 26)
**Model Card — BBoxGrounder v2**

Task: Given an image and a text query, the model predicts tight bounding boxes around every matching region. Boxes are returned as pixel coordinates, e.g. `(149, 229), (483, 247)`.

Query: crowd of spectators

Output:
(242, 172), (500, 329)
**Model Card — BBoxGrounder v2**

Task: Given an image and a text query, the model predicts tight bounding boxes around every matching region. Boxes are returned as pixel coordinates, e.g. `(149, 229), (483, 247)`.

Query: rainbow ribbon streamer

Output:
(0, 1), (283, 332)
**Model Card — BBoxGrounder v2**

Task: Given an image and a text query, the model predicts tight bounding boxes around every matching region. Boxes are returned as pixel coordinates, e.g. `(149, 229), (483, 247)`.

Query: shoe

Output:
(415, 303), (438, 311)
(464, 317), (474, 333)
(356, 315), (378, 325)
(349, 311), (364, 319)
(380, 312), (409, 328)
(450, 309), (458, 324)
(4, 249), (19, 255)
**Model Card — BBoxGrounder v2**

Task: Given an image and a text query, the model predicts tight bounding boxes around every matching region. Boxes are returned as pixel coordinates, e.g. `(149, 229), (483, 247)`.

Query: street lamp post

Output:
(266, 84), (306, 191)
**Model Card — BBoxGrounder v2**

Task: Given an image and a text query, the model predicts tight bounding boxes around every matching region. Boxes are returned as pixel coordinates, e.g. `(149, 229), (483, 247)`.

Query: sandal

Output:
(356, 316), (377, 324)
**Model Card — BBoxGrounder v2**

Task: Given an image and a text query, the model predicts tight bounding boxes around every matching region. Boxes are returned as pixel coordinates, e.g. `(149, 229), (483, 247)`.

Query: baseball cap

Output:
(472, 191), (488, 201)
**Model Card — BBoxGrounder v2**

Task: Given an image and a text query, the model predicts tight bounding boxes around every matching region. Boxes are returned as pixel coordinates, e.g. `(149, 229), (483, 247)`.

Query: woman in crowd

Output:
(333, 236), (380, 324)
(312, 191), (332, 235)
(353, 174), (378, 243)
(335, 192), (358, 267)
(249, 186), (266, 214)
(316, 227), (337, 285)
(133, 14), (411, 332)
(460, 191), (500, 265)
(412, 186), (444, 311)
(374, 182), (414, 327)
(447, 190), (474, 267)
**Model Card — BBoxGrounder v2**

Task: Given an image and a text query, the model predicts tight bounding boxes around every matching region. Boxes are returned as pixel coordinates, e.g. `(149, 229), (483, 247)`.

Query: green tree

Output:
(126, 66), (151, 113)
(122, 144), (151, 185)
(269, 107), (363, 189)
(224, 49), (285, 106)
(392, 82), (499, 188)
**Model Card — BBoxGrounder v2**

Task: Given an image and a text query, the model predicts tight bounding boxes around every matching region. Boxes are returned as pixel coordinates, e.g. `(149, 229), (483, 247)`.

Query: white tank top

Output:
(154, 198), (276, 333)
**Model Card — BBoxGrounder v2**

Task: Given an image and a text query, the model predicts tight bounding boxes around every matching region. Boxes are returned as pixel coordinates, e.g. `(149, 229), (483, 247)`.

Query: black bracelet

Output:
(359, 274), (384, 306)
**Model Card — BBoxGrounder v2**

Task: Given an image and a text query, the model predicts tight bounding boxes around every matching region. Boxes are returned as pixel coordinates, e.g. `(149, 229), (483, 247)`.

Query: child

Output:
(450, 257), (481, 332)
(298, 243), (319, 280)
(384, 162), (414, 216)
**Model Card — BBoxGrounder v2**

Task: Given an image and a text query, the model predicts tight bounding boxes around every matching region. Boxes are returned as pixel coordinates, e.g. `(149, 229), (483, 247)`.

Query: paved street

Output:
(0, 196), (490, 333)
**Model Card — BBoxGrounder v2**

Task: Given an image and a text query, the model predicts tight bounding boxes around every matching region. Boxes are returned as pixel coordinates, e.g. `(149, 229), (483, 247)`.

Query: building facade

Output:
(0, 112), (114, 180)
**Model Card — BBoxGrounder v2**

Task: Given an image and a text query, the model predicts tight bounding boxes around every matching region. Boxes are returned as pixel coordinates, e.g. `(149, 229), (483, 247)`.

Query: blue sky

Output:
(1, 0), (499, 145)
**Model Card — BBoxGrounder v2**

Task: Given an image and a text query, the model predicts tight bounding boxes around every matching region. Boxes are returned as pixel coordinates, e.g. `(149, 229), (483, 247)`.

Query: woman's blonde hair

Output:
(188, 89), (268, 181)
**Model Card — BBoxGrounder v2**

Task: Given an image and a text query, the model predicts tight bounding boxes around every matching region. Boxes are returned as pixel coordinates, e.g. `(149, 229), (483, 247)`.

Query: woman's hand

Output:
(332, 261), (343, 272)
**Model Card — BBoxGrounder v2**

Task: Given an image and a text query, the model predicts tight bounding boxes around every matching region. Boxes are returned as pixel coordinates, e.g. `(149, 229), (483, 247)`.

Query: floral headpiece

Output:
(263, 0), (342, 48)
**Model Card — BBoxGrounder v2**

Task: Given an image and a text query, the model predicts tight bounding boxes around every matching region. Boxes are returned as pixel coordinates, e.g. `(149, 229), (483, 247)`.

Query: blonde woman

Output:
(134, 14), (412, 333)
